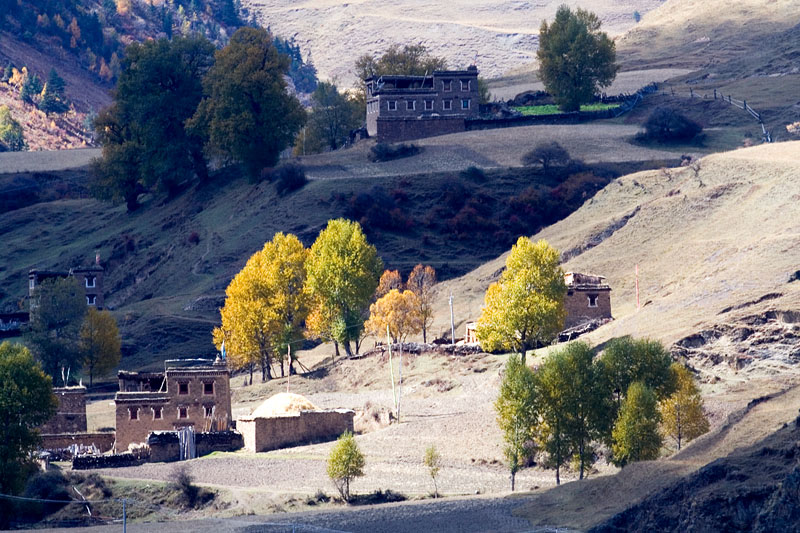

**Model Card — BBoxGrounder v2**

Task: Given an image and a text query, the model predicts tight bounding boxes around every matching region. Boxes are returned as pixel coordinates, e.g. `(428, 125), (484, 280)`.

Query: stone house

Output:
(563, 272), (612, 328)
(365, 66), (480, 142)
(29, 258), (105, 308)
(114, 358), (232, 451)
(40, 386), (88, 434)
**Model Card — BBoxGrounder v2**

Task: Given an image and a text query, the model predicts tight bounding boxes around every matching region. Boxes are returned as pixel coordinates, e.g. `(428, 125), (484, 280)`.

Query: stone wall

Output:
(40, 432), (115, 453)
(564, 289), (612, 328)
(40, 387), (87, 434)
(376, 116), (465, 143)
(73, 452), (145, 470)
(147, 430), (243, 462)
(239, 410), (354, 453)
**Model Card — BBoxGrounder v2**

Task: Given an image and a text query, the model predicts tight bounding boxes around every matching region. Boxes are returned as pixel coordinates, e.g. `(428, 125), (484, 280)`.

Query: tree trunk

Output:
(422, 325), (427, 344)
(280, 360), (285, 378)
(520, 347), (527, 366)
(579, 441), (585, 480)
(89, 367), (94, 388)
(248, 363), (253, 385)
(511, 471), (516, 491)
(343, 340), (353, 358)
(334, 341), (340, 358)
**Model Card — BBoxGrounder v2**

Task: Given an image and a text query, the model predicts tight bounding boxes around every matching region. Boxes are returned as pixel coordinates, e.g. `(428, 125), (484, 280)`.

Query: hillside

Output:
(431, 141), (800, 382)
(242, 0), (664, 85)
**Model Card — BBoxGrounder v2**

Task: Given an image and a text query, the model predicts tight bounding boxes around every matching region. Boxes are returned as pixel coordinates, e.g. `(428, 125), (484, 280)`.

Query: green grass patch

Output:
(514, 103), (621, 116)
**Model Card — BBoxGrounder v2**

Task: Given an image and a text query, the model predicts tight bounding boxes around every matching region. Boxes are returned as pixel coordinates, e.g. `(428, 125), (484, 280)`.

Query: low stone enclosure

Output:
(147, 430), (243, 462)
(238, 393), (355, 453)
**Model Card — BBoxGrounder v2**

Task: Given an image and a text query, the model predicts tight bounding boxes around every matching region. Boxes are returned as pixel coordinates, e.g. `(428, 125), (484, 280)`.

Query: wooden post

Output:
(690, 88), (693, 98)
(713, 89), (717, 100)
(387, 325), (397, 420)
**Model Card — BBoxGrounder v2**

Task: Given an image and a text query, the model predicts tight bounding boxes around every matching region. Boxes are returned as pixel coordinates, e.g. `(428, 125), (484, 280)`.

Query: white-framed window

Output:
(461, 79), (470, 91)
(588, 295), (598, 308)
(407, 100), (416, 111)
(86, 276), (96, 288)
(443, 100), (452, 111)
(387, 100), (397, 111)
(442, 80), (452, 92)
(178, 406), (188, 419)
(424, 100), (433, 111)
(129, 407), (138, 420)
(178, 382), (189, 395)
(153, 406), (162, 420)
(204, 405), (214, 418)
(203, 382), (214, 395)
(29, 279), (35, 290)
(462, 99), (471, 110)
(87, 295), (97, 306)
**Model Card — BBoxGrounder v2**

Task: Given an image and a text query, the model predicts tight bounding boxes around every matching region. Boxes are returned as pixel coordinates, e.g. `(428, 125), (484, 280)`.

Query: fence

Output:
(665, 86), (772, 143)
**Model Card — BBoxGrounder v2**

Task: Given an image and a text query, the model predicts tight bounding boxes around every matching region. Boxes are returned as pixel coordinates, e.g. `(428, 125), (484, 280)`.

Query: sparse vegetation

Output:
(521, 141), (571, 172)
(639, 107), (703, 143)
(327, 431), (365, 503)
(271, 164), (308, 195)
(0, 105), (25, 151)
(424, 445), (442, 497)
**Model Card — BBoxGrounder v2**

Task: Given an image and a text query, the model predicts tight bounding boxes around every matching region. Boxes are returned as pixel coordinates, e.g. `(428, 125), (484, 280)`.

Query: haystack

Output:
(251, 393), (318, 418)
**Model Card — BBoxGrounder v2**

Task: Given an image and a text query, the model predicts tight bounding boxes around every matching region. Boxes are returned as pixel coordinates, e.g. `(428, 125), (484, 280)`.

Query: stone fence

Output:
(239, 410), (354, 453)
(40, 432), (115, 453)
(147, 430), (243, 462)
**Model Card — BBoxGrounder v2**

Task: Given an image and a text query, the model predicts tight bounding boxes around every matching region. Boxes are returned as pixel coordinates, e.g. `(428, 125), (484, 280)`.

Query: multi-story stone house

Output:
(365, 66), (480, 142)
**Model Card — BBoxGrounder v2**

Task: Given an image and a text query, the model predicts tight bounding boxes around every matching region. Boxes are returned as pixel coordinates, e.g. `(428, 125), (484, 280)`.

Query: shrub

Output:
(641, 107), (703, 142)
(21, 471), (71, 520)
(187, 231), (200, 245)
(370, 142), (420, 162)
(326, 431), (365, 503)
(271, 164), (307, 194)
(459, 166), (486, 182)
(424, 445), (442, 498)
(171, 465), (214, 509)
(521, 141), (571, 172)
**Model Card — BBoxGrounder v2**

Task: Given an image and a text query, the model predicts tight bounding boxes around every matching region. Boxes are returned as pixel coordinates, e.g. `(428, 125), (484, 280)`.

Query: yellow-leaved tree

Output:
(306, 219), (383, 357)
(659, 363), (709, 450)
(79, 308), (121, 387)
(476, 237), (566, 364)
(407, 264), (436, 343)
(365, 289), (423, 343)
(213, 232), (309, 383)
(376, 270), (404, 299)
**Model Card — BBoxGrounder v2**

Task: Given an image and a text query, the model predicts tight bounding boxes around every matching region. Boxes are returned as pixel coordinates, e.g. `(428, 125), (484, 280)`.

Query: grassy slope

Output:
(430, 141), (800, 374)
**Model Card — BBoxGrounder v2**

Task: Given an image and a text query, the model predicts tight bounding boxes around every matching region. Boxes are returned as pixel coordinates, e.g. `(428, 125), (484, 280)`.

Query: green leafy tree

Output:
(0, 342), (57, 506)
(476, 237), (566, 364)
(424, 445), (442, 498)
(303, 81), (361, 153)
(601, 336), (675, 415)
(25, 277), (87, 381)
(477, 76), (491, 104)
(659, 363), (709, 450)
(190, 27), (306, 181)
(0, 104), (25, 151)
(326, 431), (365, 502)
(352, 44), (447, 107)
(537, 5), (618, 112)
(213, 232), (309, 382)
(39, 68), (69, 114)
(559, 341), (611, 479)
(612, 382), (663, 466)
(19, 71), (42, 105)
(92, 35), (215, 208)
(537, 348), (572, 485)
(79, 308), (121, 387)
(306, 219), (383, 357)
(495, 353), (538, 490)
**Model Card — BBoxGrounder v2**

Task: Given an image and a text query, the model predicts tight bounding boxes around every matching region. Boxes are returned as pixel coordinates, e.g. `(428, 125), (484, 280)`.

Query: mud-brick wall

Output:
(239, 410), (355, 453)
(147, 431), (244, 462)
(377, 116), (465, 143)
(564, 289), (612, 328)
(39, 432), (115, 453)
(40, 387), (87, 434)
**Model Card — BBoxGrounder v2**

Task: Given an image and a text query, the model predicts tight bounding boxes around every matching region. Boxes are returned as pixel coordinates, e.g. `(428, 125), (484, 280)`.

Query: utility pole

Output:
(387, 325), (397, 420)
(122, 498), (127, 533)
(449, 290), (455, 343)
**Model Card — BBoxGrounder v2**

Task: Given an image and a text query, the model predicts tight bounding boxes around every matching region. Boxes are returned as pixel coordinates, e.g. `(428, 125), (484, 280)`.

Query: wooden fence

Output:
(667, 86), (772, 142)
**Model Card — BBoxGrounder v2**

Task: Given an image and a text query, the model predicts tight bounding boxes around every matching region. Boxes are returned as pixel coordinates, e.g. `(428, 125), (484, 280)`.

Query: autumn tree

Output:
(0, 343), (57, 508)
(365, 289), (423, 343)
(214, 232), (309, 382)
(303, 81), (361, 153)
(79, 308), (121, 387)
(39, 68), (69, 114)
(424, 445), (442, 498)
(601, 336), (675, 414)
(376, 269), (404, 299)
(537, 5), (618, 112)
(25, 277), (87, 381)
(92, 35), (215, 208)
(190, 27), (306, 181)
(407, 264), (436, 343)
(19, 70), (42, 105)
(495, 353), (538, 491)
(352, 44), (447, 107)
(659, 363), (709, 450)
(306, 219), (383, 357)
(476, 237), (566, 364)
(611, 382), (663, 466)
(327, 431), (365, 503)
(0, 104), (25, 151)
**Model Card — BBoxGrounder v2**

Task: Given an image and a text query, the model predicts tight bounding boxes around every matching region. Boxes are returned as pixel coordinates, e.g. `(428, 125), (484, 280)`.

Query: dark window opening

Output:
(204, 382), (214, 395)
(129, 407), (138, 420)
(178, 407), (188, 419)
(178, 382), (189, 395)
(204, 405), (213, 418)
(588, 295), (598, 308)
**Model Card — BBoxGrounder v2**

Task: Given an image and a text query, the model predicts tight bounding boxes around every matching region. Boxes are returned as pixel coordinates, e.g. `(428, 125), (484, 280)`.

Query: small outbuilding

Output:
(238, 393), (354, 453)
